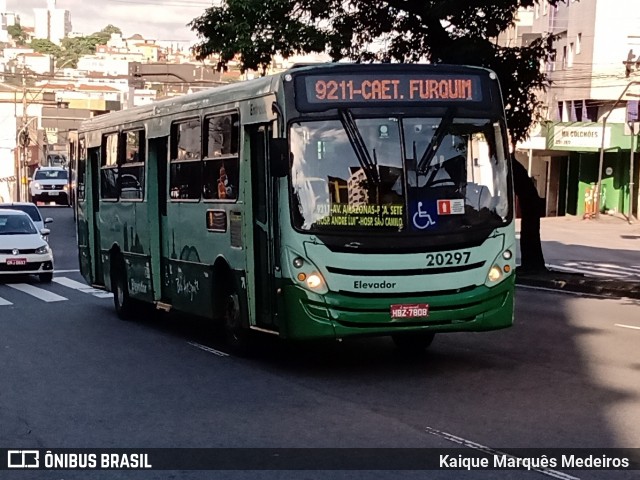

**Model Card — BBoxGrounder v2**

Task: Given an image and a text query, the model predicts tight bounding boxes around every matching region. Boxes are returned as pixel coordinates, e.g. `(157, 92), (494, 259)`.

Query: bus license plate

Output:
(7, 258), (27, 266)
(390, 304), (429, 319)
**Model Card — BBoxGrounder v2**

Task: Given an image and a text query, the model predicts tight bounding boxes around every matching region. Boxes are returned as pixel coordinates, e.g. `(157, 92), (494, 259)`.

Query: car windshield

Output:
(290, 114), (511, 235)
(0, 214), (38, 235)
(0, 204), (42, 222)
(35, 169), (68, 180)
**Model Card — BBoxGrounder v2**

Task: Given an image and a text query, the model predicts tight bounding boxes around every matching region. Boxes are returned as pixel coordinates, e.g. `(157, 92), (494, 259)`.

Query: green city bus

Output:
(74, 63), (516, 351)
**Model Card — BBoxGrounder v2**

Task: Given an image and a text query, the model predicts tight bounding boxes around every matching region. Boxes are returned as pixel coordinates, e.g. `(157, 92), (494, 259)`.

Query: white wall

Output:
(0, 104), (18, 202)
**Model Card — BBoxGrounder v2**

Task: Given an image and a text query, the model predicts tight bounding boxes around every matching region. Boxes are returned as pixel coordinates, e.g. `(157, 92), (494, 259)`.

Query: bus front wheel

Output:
(391, 332), (435, 352)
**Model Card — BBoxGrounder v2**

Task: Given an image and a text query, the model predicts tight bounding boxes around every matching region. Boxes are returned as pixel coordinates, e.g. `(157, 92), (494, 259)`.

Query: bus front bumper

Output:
(280, 275), (515, 340)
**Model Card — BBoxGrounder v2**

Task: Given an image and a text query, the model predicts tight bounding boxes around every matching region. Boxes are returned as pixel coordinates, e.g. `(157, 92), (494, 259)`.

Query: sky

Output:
(6, 0), (218, 44)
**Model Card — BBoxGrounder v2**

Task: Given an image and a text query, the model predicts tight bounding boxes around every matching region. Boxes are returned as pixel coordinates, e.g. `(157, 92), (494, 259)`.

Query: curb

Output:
(515, 270), (640, 300)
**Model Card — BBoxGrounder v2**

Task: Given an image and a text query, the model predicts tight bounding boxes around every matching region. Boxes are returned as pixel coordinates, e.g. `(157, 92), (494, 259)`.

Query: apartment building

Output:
(515, 0), (640, 219)
(33, 0), (71, 44)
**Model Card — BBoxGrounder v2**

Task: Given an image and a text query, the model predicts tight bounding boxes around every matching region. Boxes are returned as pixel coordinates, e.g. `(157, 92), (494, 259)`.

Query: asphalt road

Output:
(1, 207), (639, 480)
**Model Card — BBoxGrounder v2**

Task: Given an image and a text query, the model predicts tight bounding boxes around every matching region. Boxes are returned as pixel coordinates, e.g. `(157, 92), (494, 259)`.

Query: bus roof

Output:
(79, 63), (496, 132)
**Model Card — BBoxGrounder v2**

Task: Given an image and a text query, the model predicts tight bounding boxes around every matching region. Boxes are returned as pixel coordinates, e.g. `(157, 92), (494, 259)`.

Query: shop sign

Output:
(552, 126), (611, 149)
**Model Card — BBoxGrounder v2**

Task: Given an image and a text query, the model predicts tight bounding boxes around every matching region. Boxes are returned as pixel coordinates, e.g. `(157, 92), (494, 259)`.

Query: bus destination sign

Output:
(299, 74), (483, 107)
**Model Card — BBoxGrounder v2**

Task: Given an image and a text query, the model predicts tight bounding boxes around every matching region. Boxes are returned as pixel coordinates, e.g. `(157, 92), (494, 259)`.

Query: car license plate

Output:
(48, 191), (59, 195)
(390, 304), (429, 319)
(6, 258), (27, 266)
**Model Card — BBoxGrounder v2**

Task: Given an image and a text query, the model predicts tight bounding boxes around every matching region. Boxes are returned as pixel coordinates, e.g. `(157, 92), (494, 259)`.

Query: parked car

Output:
(29, 166), (70, 205)
(0, 209), (53, 283)
(0, 202), (52, 232)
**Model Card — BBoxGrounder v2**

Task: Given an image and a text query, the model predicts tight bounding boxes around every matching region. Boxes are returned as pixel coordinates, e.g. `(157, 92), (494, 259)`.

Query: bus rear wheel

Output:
(391, 332), (435, 352)
(222, 282), (252, 355)
(112, 264), (134, 320)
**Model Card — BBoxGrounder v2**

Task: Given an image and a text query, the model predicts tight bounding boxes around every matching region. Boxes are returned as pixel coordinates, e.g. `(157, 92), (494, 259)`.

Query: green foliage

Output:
(31, 38), (62, 57)
(189, 0), (565, 144)
(7, 24), (28, 46)
(91, 24), (123, 46)
(57, 36), (103, 68)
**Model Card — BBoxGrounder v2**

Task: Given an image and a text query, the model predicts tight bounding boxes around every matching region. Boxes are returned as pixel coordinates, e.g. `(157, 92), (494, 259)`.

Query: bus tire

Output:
(222, 278), (252, 355)
(391, 332), (435, 352)
(111, 259), (134, 320)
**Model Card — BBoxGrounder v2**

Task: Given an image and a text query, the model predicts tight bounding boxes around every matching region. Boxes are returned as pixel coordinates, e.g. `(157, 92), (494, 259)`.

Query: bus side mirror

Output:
(269, 138), (289, 177)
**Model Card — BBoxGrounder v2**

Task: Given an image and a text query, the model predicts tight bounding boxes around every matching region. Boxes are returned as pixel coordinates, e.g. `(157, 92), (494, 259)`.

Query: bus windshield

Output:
(290, 114), (510, 234)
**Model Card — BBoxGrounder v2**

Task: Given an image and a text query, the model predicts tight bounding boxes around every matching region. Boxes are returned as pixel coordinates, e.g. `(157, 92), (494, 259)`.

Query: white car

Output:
(29, 166), (70, 205)
(0, 202), (53, 231)
(0, 209), (54, 283)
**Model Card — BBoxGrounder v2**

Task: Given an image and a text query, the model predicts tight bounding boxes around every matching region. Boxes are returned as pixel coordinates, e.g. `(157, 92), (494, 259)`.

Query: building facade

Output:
(514, 0), (640, 219)
(33, 0), (71, 44)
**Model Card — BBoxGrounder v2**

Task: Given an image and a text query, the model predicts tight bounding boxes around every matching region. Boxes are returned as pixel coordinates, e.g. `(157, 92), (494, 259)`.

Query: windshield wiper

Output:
(416, 108), (455, 175)
(338, 109), (380, 185)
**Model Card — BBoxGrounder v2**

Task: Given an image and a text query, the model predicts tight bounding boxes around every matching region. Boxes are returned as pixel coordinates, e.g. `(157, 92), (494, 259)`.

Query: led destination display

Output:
(300, 74), (483, 106)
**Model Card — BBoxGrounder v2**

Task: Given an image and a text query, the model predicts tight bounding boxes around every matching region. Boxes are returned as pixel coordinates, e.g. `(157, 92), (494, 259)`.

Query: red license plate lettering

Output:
(390, 303), (429, 318)
(7, 258), (27, 266)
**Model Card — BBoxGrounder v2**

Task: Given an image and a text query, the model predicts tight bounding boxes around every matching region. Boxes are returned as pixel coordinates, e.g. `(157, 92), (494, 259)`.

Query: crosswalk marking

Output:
(0, 276), (113, 307)
(53, 277), (113, 298)
(7, 283), (67, 302)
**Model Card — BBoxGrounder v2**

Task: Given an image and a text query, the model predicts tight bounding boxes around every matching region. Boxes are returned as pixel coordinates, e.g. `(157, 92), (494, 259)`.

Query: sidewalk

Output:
(515, 214), (640, 299)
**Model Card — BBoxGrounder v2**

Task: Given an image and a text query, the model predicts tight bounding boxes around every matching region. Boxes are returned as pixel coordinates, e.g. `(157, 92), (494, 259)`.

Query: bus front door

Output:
(248, 124), (278, 330)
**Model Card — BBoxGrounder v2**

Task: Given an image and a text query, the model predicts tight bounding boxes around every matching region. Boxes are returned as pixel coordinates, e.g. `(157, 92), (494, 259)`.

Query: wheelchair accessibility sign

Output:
(412, 201), (437, 230)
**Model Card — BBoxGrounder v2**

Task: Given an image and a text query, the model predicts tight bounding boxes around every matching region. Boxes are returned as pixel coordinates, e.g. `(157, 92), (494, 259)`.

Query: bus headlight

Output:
(488, 265), (503, 282)
(287, 250), (329, 294)
(502, 249), (512, 260)
(306, 274), (324, 289)
(295, 270), (328, 294)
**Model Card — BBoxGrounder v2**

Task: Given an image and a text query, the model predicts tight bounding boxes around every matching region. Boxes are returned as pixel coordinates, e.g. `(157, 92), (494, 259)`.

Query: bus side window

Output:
(169, 119), (201, 200)
(203, 113), (240, 200)
(119, 130), (145, 200)
(100, 133), (119, 200)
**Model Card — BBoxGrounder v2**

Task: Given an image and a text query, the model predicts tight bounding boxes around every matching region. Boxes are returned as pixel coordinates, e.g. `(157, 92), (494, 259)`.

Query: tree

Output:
(7, 24), (28, 46)
(91, 24), (123, 46)
(190, 0), (562, 272)
(57, 36), (103, 68)
(30, 38), (62, 58)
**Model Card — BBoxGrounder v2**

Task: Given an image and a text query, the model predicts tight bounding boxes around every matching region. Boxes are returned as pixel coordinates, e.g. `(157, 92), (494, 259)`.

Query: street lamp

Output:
(595, 81), (640, 219)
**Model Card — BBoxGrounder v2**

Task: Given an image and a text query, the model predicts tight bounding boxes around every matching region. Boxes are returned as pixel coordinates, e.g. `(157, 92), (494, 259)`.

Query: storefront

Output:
(516, 122), (639, 218)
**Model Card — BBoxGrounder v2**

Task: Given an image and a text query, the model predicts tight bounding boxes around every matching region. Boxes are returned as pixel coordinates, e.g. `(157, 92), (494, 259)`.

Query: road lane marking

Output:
(425, 427), (580, 480)
(7, 283), (67, 302)
(54, 269), (80, 273)
(0, 296), (12, 306)
(187, 341), (229, 357)
(53, 277), (113, 298)
(615, 324), (640, 331)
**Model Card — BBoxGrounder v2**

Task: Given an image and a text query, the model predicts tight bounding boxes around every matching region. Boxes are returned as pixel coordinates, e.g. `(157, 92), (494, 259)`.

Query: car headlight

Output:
(33, 182), (41, 189)
(35, 245), (49, 255)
